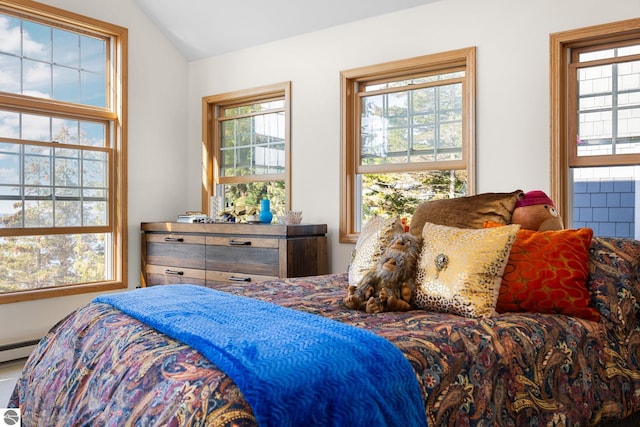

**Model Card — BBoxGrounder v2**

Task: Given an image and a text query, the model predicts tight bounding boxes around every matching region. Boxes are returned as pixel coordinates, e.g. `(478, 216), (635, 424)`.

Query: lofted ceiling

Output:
(134, 0), (440, 61)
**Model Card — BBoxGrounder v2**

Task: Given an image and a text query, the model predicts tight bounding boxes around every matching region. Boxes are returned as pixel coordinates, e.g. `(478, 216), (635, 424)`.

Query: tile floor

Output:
(0, 359), (25, 406)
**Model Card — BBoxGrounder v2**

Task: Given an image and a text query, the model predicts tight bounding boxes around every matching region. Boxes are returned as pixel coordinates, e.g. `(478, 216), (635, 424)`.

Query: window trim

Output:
(0, 0), (128, 303)
(550, 18), (640, 225)
(201, 81), (291, 213)
(340, 47), (476, 243)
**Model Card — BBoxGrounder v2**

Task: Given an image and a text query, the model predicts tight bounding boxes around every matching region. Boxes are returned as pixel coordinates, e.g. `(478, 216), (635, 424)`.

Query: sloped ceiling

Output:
(134, 0), (440, 61)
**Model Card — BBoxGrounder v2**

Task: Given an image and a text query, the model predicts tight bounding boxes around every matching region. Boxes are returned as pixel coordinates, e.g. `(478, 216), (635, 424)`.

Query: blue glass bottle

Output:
(259, 199), (273, 224)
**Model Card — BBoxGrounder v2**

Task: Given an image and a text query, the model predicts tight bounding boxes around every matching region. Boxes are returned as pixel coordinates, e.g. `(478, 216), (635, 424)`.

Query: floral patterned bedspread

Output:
(10, 237), (640, 426)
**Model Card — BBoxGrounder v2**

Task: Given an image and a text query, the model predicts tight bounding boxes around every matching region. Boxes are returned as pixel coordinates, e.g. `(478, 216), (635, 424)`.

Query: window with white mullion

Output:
(204, 82), (290, 215)
(575, 50), (640, 159)
(359, 82), (463, 166)
(341, 48), (474, 242)
(0, 140), (107, 229)
(0, 0), (125, 299)
(552, 20), (640, 239)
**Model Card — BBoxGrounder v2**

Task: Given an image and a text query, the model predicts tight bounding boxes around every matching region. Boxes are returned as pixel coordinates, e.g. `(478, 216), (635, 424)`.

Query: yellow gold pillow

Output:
(348, 216), (404, 287)
(414, 222), (520, 318)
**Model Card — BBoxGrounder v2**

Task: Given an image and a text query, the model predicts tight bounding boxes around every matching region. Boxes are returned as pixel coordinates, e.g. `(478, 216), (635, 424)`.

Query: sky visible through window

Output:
(0, 13), (108, 220)
(0, 15), (106, 105)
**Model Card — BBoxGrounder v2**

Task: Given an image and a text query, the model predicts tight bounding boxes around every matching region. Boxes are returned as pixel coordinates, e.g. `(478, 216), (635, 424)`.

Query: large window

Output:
(340, 47), (476, 243)
(0, 1), (127, 302)
(202, 82), (291, 216)
(551, 18), (640, 238)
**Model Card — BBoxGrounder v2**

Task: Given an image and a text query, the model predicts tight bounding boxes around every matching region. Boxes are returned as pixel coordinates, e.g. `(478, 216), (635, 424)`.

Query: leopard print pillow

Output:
(348, 216), (404, 287)
(413, 222), (520, 318)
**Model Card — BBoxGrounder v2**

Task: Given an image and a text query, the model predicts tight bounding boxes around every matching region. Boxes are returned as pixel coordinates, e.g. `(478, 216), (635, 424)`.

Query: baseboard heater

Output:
(0, 338), (41, 363)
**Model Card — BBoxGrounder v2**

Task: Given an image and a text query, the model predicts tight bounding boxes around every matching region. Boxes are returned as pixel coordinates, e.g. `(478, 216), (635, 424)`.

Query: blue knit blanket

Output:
(94, 285), (427, 427)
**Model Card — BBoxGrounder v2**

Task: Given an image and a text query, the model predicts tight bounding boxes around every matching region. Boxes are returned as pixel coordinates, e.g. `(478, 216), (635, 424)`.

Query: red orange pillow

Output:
(485, 222), (599, 321)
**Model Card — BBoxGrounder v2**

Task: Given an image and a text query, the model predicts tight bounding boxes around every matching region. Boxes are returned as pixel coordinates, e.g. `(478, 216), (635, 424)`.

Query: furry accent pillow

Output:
(408, 190), (523, 237)
(348, 216), (404, 287)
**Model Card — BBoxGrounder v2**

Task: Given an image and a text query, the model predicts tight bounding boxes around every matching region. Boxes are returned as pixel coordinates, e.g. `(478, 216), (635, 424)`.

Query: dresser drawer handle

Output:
(164, 237), (184, 242)
(229, 276), (251, 282)
(164, 269), (184, 276)
(229, 240), (251, 246)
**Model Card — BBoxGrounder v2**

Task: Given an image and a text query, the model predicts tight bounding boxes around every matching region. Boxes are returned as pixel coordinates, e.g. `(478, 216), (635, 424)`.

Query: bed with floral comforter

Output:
(10, 236), (640, 426)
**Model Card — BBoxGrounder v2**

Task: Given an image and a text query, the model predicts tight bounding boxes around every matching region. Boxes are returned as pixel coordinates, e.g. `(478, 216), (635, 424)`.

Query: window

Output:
(0, 0), (128, 302)
(340, 47), (476, 243)
(202, 82), (291, 216)
(551, 18), (640, 238)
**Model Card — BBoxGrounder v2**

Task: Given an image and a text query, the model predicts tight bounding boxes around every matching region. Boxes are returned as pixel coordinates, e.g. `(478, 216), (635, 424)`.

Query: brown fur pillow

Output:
(408, 190), (523, 237)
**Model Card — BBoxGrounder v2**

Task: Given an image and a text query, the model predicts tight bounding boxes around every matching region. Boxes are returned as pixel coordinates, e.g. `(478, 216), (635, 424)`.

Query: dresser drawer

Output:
(205, 235), (279, 249)
(145, 264), (206, 286)
(206, 270), (277, 286)
(205, 235), (280, 276)
(145, 234), (205, 269)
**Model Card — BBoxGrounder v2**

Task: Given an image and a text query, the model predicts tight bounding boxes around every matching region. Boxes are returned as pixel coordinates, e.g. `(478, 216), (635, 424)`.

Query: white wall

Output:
(0, 0), (189, 352)
(187, 0), (640, 274)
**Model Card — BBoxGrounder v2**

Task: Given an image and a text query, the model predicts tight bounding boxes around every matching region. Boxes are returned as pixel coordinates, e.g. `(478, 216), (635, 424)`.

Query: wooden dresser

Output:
(141, 222), (328, 288)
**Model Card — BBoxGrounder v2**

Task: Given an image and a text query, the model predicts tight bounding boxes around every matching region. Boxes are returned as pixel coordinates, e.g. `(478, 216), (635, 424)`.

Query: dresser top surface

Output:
(141, 222), (327, 237)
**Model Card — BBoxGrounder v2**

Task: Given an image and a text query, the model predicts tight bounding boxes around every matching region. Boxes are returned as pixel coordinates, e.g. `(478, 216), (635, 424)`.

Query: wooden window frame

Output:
(201, 81), (291, 213)
(340, 47), (476, 243)
(0, 0), (128, 303)
(550, 18), (640, 224)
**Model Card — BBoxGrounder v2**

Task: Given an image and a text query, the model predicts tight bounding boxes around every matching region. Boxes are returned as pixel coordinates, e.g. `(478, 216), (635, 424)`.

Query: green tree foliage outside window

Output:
(0, 234), (106, 292)
(361, 170), (467, 223)
(223, 181), (286, 217)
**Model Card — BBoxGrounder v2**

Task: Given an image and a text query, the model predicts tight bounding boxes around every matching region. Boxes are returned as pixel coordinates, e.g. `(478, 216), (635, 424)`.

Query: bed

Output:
(8, 235), (640, 426)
